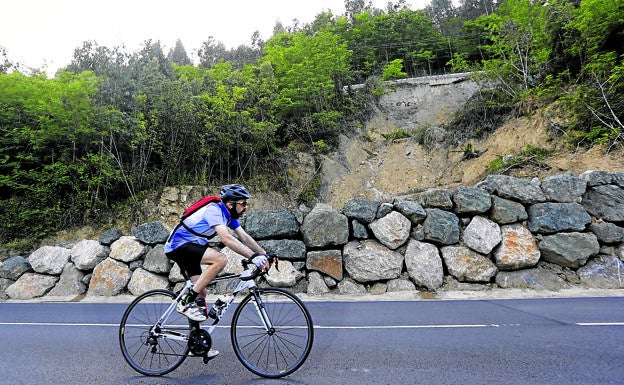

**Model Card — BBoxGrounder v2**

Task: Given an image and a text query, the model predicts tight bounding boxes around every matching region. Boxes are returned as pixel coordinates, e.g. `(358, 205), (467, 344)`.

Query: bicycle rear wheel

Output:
(119, 289), (190, 376)
(231, 287), (314, 378)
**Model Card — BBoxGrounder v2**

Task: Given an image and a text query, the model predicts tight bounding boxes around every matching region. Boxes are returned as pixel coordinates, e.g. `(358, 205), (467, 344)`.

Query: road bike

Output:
(118, 255), (314, 378)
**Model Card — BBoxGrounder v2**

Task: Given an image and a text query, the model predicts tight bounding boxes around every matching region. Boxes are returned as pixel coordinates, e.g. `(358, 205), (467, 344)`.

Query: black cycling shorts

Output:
(165, 243), (209, 277)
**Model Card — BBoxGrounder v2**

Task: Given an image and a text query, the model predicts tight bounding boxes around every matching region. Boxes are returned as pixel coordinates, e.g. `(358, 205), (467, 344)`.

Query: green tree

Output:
(167, 39), (192, 66)
(262, 30), (352, 141)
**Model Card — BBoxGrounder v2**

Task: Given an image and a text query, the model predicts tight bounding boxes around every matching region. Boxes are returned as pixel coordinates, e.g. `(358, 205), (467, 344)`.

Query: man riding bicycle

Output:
(164, 184), (270, 357)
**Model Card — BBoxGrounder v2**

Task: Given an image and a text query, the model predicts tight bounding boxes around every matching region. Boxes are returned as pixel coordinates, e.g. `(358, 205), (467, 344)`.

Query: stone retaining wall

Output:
(1, 171), (624, 300)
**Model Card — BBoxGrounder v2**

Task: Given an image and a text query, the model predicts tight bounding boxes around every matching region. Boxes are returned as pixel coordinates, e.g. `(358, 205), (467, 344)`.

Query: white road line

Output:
(314, 324), (500, 329)
(576, 322), (624, 326)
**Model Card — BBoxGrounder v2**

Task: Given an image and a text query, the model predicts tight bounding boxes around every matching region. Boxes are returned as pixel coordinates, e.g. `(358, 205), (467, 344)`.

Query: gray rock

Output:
(422, 208), (460, 245)
(351, 220), (369, 239)
(88, 258), (131, 296)
(527, 203), (591, 234)
(376, 202), (394, 219)
(109, 236), (147, 263)
(539, 232), (600, 268)
(419, 188), (453, 210)
(387, 278), (417, 292)
(127, 268), (169, 295)
(265, 260), (303, 287)
(131, 222), (170, 244)
(368, 211), (411, 249)
(245, 210), (300, 239)
(29, 246), (71, 275)
(343, 240), (403, 283)
(71, 240), (110, 270)
(612, 172), (624, 188)
(306, 271), (330, 295)
(47, 263), (86, 296)
(404, 240), (443, 290)
(99, 228), (123, 246)
(142, 244), (172, 274)
(301, 204), (349, 248)
(541, 172), (587, 202)
(589, 222), (624, 244)
(440, 246), (498, 283)
(580, 170), (613, 186)
(0, 256), (31, 280)
(393, 199), (427, 223)
(478, 174), (546, 204)
(462, 216), (501, 255)
(582, 185), (624, 222)
(257, 239), (307, 261)
(342, 198), (379, 223)
(490, 196), (528, 224)
(578, 255), (624, 288)
(496, 268), (567, 290)
(337, 278), (366, 295)
(494, 224), (540, 270)
(6, 273), (59, 299)
(453, 186), (492, 214)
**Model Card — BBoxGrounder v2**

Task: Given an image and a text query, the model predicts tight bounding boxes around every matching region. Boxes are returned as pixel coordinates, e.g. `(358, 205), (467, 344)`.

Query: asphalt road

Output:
(1, 296), (623, 385)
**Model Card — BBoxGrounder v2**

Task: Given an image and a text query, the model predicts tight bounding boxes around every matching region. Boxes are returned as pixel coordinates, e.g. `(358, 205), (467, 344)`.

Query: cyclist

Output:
(164, 184), (270, 356)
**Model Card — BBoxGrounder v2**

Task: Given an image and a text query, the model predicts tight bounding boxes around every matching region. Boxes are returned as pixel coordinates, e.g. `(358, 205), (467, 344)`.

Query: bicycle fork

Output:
(251, 290), (275, 333)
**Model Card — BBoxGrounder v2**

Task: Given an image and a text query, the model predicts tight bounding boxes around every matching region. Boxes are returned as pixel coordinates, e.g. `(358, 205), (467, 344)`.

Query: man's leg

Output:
(191, 248), (227, 296)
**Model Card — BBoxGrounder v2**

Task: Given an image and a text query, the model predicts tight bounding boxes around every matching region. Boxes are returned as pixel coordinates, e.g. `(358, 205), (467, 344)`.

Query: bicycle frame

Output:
(119, 256), (314, 378)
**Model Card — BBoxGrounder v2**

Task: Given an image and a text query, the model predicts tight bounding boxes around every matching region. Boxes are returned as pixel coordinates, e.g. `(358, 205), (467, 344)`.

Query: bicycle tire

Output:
(230, 287), (314, 378)
(119, 289), (190, 376)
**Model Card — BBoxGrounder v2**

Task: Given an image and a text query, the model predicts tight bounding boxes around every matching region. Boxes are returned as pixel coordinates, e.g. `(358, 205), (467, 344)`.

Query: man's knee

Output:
(214, 253), (227, 269)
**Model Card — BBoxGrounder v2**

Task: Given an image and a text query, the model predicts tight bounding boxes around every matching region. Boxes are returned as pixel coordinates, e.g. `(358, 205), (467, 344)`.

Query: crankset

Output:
(188, 328), (212, 362)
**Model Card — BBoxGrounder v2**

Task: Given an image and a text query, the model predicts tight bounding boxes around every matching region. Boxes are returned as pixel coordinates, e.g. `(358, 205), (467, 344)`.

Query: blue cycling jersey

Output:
(164, 202), (240, 253)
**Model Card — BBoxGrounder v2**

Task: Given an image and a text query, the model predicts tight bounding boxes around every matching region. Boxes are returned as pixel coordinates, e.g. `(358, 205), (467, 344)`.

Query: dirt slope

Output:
(319, 110), (624, 207)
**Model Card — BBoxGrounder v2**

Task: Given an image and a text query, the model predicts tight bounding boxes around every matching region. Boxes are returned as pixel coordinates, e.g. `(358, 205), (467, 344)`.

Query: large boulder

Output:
(441, 246), (498, 283)
(6, 273), (59, 299)
(368, 211), (411, 250)
(29, 246), (71, 275)
(527, 203), (591, 234)
(462, 216), (501, 255)
(71, 240), (109, 270)
(343, 240), (403, 283)
(494, 224), (540, 270)
(422, 208), (460, 245)
(404, 240), (443, 290)
(306, 249), (343, 281)
(539, 232), (600, 268)
(245, 210), (300, 239)
(301, 204), (349, 248)
(87, 258), (132, 296)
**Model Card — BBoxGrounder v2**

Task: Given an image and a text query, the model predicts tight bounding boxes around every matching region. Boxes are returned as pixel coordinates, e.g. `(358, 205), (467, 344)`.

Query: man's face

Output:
(233, 200), (248, 215)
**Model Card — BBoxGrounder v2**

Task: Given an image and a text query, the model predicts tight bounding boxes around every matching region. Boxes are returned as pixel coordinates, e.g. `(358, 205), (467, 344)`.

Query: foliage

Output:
(1, 0), (622, 244)
(486, 145), (553, 174)
(382, 59), (407, 80)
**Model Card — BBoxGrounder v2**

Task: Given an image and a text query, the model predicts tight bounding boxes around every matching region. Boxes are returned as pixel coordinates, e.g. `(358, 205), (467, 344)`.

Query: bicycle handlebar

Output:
(240, 253), (279, 281)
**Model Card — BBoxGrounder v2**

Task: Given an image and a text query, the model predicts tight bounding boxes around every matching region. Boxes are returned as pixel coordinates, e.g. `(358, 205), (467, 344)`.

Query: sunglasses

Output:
(235, 201), (248, 207)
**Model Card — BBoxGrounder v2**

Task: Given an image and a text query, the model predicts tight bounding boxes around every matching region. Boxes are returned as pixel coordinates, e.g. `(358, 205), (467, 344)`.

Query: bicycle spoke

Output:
(119, 290), (190, 376)
(231, 288), (313, 378)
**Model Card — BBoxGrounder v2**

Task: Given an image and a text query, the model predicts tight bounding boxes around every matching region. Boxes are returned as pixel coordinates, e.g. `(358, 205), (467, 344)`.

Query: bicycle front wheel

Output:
(119, 289), (190, 376)
(231, 287), (314, 378)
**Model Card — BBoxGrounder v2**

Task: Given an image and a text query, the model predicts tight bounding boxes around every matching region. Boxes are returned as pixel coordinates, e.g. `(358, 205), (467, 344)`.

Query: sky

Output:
(1, 0), (432, 75)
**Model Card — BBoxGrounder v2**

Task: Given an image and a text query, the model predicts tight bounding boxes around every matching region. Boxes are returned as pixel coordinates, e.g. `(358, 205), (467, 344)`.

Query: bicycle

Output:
(118, 254), (314, 378)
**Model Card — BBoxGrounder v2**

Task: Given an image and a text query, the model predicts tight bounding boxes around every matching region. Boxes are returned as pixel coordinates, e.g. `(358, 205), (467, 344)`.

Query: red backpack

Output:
(181, 195), (222, 220)
(176, 195), (223, 238)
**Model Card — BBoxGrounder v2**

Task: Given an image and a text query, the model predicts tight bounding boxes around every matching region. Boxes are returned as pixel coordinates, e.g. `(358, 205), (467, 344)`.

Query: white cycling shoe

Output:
(176, 301), (207, 322)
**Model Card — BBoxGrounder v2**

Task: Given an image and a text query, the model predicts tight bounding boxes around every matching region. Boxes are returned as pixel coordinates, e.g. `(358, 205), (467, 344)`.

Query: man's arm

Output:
(234, 227), (266, 256)
(214, 224), (265, 259)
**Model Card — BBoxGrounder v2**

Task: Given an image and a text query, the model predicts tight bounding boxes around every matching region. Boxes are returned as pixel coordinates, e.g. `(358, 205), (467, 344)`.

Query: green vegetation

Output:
(1, 0), (622, 244)
(486, 145), (554, 174)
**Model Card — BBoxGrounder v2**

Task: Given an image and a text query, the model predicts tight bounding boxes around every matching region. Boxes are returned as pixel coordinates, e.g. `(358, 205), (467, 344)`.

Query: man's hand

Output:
(251, 254), (270, 271)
